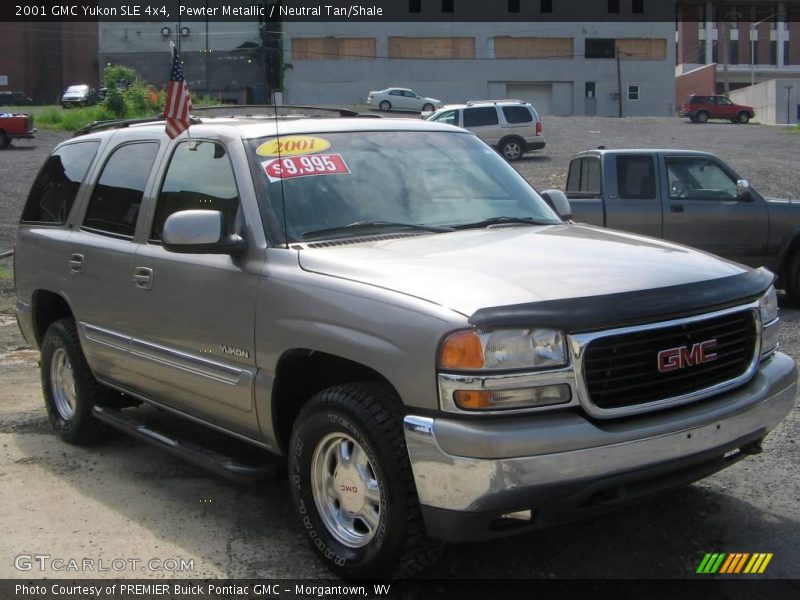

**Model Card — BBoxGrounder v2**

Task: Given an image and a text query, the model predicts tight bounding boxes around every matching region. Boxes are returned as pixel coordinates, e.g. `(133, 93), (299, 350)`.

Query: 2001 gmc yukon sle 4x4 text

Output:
(14, 110), (797, 578)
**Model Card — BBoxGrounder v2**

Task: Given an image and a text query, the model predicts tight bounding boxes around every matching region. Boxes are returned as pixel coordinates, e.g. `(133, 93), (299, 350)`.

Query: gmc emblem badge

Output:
(657, 339), (718, 373)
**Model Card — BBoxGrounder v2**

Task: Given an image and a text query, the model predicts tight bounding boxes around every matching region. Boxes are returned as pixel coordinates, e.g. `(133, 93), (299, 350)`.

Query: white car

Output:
(367, 88), (443, 113)
(426, 100), (546, 161)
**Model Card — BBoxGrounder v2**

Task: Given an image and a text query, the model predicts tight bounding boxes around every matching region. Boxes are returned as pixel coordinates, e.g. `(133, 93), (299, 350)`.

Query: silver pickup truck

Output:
(565, 149), (800, 304)
(14, 112), (797, 577)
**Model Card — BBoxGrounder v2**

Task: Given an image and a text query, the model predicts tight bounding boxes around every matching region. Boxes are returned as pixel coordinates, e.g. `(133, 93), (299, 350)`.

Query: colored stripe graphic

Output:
(698, 552), (773, 574)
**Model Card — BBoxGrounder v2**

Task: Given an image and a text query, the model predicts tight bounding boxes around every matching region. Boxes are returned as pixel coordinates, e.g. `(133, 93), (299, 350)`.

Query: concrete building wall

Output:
(730, 78), (800, 124)
(282, 22), (676, 116)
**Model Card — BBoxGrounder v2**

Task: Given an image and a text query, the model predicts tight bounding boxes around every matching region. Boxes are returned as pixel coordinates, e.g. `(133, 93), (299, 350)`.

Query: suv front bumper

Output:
(404, 352), (796, 542)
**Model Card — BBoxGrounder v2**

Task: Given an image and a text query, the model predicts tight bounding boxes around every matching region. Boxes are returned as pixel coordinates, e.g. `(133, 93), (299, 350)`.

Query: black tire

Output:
(40, 318), (114, 444)
(786, 251), (800, 307)
(289, 382), (442, 578)
(738, 111), (750, 124)
(378, 100), (391, 112)
(0, 131), (9, 150)
(500, 137), (525, 161)
(422, 103), (434, 112)
(696, 110), (709, 123)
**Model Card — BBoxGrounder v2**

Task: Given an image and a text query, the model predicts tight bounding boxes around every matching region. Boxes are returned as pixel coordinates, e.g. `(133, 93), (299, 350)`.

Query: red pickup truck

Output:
(0, 113), (36, 149)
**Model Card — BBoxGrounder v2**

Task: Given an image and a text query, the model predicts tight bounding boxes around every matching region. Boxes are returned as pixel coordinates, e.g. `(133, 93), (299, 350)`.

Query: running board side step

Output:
(92, 406), (283, 484)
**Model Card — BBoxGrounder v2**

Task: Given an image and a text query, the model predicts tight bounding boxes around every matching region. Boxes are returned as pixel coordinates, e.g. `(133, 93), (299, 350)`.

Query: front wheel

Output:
(0, 131), (9, 150)
(378, 100), (391, 112)
(41, 318), (114, 444)
(289, 382), (441, 578)
(738, 111), (751, 124)
(422, 103), (434, 112)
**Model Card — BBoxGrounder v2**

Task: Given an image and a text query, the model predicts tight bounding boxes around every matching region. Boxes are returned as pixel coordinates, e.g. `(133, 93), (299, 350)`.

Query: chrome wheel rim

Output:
(311, 432), (382, 548)
(50, 348), (77, 420)
(503, 142), (522, 160)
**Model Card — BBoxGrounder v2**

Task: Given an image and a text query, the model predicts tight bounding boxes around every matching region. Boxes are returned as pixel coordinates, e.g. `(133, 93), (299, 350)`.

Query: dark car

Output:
(61, 84), (98, 108)
(0, 91), (33, 106)
(679, 94), (754, 124)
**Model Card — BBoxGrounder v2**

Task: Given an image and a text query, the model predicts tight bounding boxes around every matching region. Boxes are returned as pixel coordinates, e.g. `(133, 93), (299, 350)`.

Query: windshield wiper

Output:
(452, 216), (556, 230)
(302, 221), (454, 240)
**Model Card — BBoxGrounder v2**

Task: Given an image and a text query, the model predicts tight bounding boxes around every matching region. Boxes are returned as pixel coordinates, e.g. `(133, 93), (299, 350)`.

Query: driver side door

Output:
(661, 155), (768, 266)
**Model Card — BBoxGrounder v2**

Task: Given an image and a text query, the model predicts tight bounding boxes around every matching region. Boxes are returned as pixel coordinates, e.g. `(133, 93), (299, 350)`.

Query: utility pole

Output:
(616, 46), (623, 118)
(721, 12), (730, 95)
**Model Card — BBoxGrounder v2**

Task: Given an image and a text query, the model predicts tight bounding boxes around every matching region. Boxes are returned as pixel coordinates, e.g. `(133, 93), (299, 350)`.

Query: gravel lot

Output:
(0, 117), (798, 582)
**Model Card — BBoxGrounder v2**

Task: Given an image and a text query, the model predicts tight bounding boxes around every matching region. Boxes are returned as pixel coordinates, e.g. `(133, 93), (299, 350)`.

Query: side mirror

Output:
(162, 210), (246, 255)
(736, 179), (752, 201)
(540, 189), (572, 221)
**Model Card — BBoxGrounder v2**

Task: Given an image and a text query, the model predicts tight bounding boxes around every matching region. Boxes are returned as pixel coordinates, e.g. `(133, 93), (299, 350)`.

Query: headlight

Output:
(759, 285), (778, 324)
(439, 328), (567, 371)
(759, 286), (779, 357)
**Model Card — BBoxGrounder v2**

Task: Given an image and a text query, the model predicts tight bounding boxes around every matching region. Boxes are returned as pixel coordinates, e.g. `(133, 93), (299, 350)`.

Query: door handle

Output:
(670, 204), (685, 213)
(133, 267), (154, 291)
(69, 253), (84, 274)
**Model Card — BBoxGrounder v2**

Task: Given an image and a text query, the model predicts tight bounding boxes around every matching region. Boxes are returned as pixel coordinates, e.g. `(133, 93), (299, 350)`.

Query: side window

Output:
(432, 110), (459, 125)
(616, 155), (656, 199)
(463, 107), (500, 128)
(152, 141), (240, 241)
(690, 96), (704, 104)
(666, 157), (738, 200)
(389, 89), (403, 96)
(404, 90), (417, 97)
(21, 141), (100, 224)
(83, 142), (158, 237)
(566, 157), (601, 195)
(502, 106), (534, 124)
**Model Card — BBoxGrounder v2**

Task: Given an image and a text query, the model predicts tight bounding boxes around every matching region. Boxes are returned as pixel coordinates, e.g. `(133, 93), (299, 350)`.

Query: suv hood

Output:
(297, 224), (747, 317)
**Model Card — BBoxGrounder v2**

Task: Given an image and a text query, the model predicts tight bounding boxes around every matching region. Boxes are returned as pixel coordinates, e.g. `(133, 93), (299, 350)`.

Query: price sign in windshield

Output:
(262, 154), (351, 182)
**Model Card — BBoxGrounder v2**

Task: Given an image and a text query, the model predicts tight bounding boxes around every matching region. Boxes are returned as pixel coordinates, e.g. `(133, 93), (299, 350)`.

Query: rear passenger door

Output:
(127, 138), (262, 436)
(67, 140), (161, 389)
(463, 107), (501, 145)
(605, 154), (663, 239)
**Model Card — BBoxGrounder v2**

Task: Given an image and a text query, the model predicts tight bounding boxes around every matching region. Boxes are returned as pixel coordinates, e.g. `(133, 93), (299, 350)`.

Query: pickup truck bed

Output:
(0, 113), (36, 148)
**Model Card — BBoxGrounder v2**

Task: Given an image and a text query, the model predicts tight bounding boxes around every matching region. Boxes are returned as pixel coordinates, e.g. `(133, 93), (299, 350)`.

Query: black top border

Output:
(3, 0), (800, 23)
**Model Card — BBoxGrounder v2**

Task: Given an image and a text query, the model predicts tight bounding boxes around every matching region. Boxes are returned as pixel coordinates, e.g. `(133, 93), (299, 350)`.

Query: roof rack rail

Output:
(465, 99), (526, 106)
(191, 104), (360, 118)
(72, 115), (189, 137)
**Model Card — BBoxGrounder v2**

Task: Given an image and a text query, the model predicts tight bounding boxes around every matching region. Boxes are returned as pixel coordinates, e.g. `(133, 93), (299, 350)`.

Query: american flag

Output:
(164, 44), (193, 139)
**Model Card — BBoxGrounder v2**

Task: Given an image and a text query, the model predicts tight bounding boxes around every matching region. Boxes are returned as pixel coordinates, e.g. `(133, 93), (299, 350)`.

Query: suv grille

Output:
(583, 311), (757, 410)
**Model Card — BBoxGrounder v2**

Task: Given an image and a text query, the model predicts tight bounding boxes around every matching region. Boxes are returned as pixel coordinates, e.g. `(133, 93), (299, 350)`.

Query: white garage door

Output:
(505, 83), (553, 115)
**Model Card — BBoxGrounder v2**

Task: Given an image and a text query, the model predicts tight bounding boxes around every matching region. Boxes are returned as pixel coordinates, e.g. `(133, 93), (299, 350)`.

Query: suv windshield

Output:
(249, 131), (559, 243)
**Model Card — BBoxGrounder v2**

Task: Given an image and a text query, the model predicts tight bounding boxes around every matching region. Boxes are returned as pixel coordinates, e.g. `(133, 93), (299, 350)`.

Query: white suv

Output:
(425, 99), (545, 161)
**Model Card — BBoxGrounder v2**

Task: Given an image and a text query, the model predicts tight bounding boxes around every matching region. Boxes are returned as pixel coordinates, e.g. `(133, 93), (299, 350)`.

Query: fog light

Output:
(453, 384), (571, 411)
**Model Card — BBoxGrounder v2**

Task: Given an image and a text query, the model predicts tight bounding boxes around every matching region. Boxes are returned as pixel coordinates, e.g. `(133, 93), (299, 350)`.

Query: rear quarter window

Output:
(502, 106), (534, 124)
(21, 141), (100, 225)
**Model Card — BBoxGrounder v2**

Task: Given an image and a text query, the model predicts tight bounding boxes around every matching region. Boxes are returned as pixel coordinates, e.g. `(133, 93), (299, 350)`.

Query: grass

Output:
(33, 106), (126, 131)
(0, 266), (11, 281)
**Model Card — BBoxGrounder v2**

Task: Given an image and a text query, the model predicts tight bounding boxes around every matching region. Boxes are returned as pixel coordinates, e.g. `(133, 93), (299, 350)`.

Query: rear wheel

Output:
(738, 111), (751, 124)
(500, 138), (525, 161)
(41, 318), (114, 444)
(378, 100), (391, 112)
(689, 116), (698, 123)
(696, 110), (709, 123)
(0, 131), (9, 150)
(289, 382), (441, 578)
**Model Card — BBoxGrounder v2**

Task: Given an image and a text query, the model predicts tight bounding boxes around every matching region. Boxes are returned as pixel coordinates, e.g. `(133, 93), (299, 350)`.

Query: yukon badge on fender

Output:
(658, 340), (719, 373)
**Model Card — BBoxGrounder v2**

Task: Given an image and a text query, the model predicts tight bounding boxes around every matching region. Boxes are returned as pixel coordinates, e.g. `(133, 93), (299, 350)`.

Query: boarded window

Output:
(292, 38), (376, 60)
(615, 38), (667, 60)
(494, 37), (573, 59)
(388, 37), (475, 59)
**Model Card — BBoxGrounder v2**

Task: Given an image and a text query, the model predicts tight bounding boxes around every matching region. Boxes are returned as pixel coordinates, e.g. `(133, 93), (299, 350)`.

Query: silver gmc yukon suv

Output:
(14, 109), (797, 578)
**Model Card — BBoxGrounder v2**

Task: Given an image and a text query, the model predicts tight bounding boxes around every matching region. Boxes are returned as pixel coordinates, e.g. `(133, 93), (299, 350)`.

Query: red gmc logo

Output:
(340, 484), (358, 494)
(657, 339), (718, 373)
